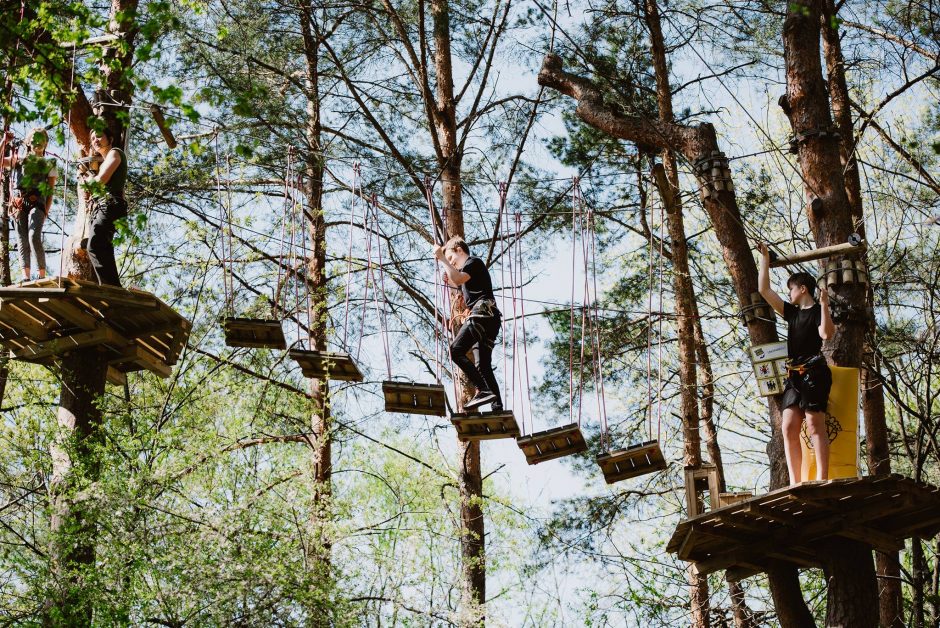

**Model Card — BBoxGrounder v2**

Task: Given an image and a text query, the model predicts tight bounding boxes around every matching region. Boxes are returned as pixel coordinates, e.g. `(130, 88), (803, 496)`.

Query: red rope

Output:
(370, 194), (393, 379)
(341, 163), (360, 349)
(515, 210), (534, 432)
(568, 178), (578, 426)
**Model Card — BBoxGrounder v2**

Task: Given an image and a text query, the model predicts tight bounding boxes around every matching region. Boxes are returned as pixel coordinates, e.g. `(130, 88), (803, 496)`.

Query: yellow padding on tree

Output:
(800, 366), (860, 480)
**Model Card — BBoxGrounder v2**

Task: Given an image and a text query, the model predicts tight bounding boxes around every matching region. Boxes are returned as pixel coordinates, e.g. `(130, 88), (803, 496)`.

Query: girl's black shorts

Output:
(781, 361), (832, 412)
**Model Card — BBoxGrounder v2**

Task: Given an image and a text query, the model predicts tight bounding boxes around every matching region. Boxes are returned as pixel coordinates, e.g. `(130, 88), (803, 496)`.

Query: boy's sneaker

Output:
(464, 391), (497, 411)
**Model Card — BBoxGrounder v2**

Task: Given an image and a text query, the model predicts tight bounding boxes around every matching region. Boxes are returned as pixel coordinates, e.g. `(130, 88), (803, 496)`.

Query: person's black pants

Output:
(450, 311), (502, 406)
(87, 196), (127, 287)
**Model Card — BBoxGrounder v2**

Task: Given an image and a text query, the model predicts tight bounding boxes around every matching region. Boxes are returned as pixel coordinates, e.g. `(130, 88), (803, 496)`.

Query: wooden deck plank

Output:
(14, 327), (128, 361)
(668, 475), (940, 579)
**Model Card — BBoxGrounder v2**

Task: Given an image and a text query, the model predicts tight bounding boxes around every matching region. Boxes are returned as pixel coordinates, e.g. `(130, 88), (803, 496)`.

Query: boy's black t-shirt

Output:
(783, 301), (823, 363)
(460, 256), (494, 307)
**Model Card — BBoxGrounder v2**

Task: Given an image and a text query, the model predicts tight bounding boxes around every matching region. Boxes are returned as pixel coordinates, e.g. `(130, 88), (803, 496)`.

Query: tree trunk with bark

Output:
(43, 0), (139, 621)
(427, 0), (484, 623)
(299, 6), (333, 623)
(643, 3), (708, 621)
(538, 53), (817, 625)
(819, 4), (904, 624)
(781, 2), (877, 626)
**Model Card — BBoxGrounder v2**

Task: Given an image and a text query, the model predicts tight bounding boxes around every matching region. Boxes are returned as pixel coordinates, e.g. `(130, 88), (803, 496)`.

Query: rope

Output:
(657, 181), (665, 442)
(57, 41), (78, 283)
(341, 162), (359, 349)
(213, 136), (230, 314)
(587, 207), (609, 450)
(516, 209), (534, 433)
(369, 194), (393, 379)
(568, 177), (578, 427)
(497, 182), (510, 416)
(273, 149), (291, 319)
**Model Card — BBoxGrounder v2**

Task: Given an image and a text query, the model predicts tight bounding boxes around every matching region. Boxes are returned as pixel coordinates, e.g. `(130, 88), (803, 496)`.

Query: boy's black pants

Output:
(450, 302), (502, 407)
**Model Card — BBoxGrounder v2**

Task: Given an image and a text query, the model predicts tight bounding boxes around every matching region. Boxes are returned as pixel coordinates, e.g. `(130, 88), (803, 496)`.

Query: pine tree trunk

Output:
(537, 52), (816, 625)
(300, 6), (333, 623)
(782, 1), (878, 623)
(45, 352), (107, 625)
(819, 4), (904, 624)
(427, 0), (486, 623)
(43, 0), (139, 620)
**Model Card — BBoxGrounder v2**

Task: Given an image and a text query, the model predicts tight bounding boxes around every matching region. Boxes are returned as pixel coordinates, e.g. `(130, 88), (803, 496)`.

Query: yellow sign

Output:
(800, 366), (860, 480)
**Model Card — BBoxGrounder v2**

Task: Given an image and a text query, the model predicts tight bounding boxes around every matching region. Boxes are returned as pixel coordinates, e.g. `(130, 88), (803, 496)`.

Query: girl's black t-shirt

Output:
(460, 256), (494, 307)
(783, 301), (822, 362)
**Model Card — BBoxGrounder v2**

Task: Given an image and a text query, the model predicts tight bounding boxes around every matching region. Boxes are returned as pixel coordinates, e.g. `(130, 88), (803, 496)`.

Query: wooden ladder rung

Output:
(596, 440), (667, 484)
(288, 349), (364, 382)
(451, 411), (519, 442)
(516, 423), (587, 464)
(223, 316), (286, 349)
(382, 381), (447, 416)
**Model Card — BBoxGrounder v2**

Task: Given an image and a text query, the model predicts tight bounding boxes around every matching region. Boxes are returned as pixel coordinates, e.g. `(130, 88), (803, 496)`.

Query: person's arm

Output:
(433, 246), (471, 286)
(45, 170), (56, 215)
(757, 242), (786, 316)
(818, 287), (835, 340)
(94, 148), (121, 184)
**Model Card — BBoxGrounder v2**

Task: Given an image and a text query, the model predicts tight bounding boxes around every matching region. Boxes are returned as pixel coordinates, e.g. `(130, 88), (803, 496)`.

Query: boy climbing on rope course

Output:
(758, 242), (836, 485)
(79, 126), (127, 287)
(433, 236), (503, 412)
(2, 127), (57, 281)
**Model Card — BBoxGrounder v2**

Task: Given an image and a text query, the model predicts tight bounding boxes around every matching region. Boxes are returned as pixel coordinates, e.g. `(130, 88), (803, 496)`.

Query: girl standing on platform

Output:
(3, 128), (57, 281)
(80, 127), (127, 287)
(758, 242), (835, 485)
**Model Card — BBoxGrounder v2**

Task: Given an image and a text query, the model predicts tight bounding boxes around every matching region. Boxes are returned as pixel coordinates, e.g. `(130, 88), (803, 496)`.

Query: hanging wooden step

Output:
(451, 410), (519, 442)
(596, 440), (667, 484)
(288, 349), (363, 382)
(0, 277), (190, 379)
(222, 316), (285, 349)
(382, 381), (447, 416)
(516, 423), (587, 464)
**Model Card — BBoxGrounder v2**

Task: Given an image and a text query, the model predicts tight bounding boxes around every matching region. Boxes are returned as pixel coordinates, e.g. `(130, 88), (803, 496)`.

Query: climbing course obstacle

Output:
(217, 143), (285, 350)
(0, 277), (190, 384)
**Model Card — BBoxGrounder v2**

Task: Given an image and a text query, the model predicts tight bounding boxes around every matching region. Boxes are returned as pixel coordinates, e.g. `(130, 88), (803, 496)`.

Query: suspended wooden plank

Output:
(288, 349), (363, 382)
(451, 410), (519, 442)
(0, 278), (191, 379)
(222, 316), (286, 349)
(516, 423), (587, 465)
(595, 440), (667, 484)
(382, 381), (447, 416)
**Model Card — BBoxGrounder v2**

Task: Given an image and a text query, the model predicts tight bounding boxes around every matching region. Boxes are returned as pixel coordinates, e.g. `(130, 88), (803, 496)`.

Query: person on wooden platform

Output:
(758, 242), (835, 485)
(2, 128), (57, 281)
(79, 127), (127, 287)
(434, 236), (503, 412)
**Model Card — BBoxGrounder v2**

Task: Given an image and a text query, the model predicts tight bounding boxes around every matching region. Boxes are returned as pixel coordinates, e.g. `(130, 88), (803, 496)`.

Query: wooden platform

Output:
(451, 410), (519, 442)
(223, 316), (285, 349)
(595, 440), (667, 484)
(288, 349), (363, 382)
(667, 475), (940, 581)
(382, 381), (447, 416)
(516, 423), (587, 464)
(0, 277), (190, 379)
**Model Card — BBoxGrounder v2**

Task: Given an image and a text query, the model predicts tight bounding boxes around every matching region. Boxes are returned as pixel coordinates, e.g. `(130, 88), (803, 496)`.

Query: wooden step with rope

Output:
(0, 278), (190, 379)
(382, 381), (447, 416)
(667, 475), (940, 581)
(516, 423), (587, 464)
(451, 410), (519, 442)
(223, 316), (286, 349)
(595, 440), (667, 484)
(288, 349), (364, 382)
